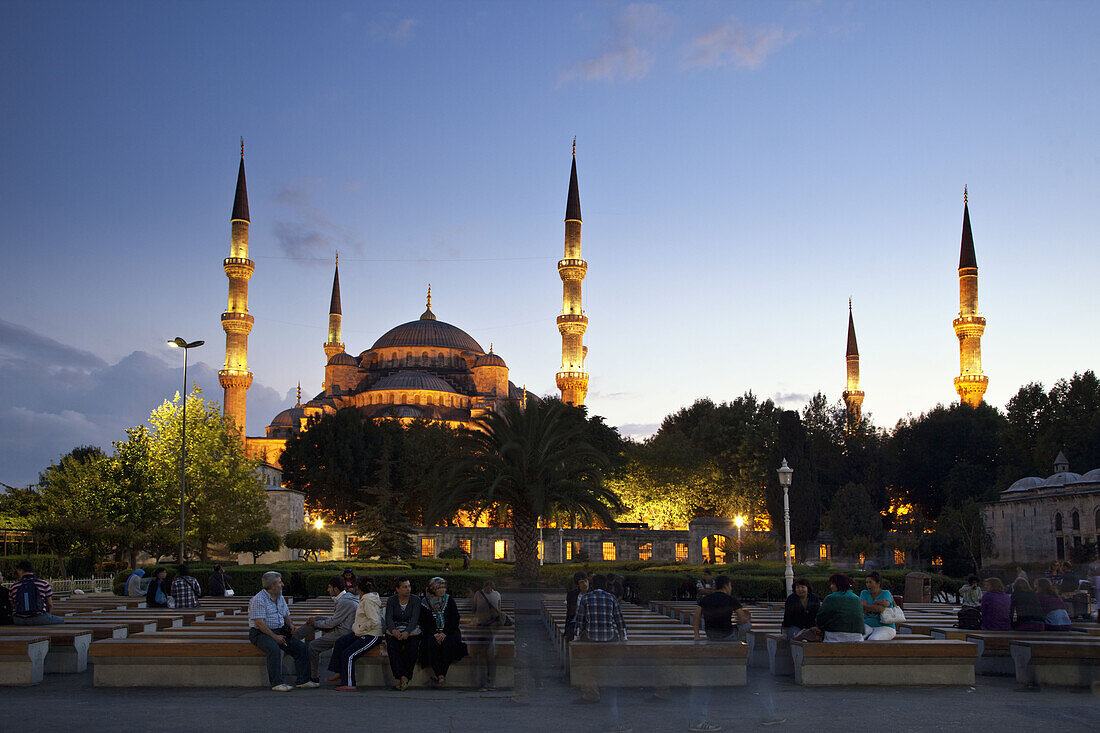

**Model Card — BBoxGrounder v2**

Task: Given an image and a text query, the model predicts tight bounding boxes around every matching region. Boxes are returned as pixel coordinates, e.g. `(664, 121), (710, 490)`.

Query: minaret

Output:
(218, 140), (254, 438)
(556, 139), (589, 406)
(953, 186), (988, 407)
(842, 299), (864, 430)
(324, 254), (344, 359)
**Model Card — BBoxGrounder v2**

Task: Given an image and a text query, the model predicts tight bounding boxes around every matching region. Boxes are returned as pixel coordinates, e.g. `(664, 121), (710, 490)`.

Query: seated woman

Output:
(781, 578), (820, 640)
(860, 572), (897, 641)
(815, 573), (865, 642)
(1009, 578), (1045, 631)
(330, 576), (384, 691)
(1035, 578), (1072, 631)
(979, 578), (1011, 630)
(384, 577), (423, 691)
(145, 567), (171, 608)
(419, 576), (467, 686)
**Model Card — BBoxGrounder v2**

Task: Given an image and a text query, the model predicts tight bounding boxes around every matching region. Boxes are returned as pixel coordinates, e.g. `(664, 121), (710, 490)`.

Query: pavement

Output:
(1, 592), (1096, 732)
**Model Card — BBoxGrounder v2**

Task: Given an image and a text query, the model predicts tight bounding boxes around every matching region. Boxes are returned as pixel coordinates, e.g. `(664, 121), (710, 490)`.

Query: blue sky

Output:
(2, 1), (1099, 487)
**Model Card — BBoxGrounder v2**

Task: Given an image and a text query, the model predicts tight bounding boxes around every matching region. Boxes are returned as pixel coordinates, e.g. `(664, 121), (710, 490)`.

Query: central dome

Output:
(371, 318), (484, 352)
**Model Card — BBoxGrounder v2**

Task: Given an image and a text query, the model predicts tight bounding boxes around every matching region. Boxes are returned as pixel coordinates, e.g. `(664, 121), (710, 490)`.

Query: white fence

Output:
(47, 576), (116, 594)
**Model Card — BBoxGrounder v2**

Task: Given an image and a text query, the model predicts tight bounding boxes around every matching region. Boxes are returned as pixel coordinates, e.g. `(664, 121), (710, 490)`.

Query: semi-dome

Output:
(370, 370), (457, 393)
(270, 406), (304, 427)
(475, 351), (507, 368)
(1077, 468), (1100, 483)
(327, 352), (358, 367)
(371, 318), (483, 353)
(1039, 471), (1081, 488)
(1004, 476), (1043, 493)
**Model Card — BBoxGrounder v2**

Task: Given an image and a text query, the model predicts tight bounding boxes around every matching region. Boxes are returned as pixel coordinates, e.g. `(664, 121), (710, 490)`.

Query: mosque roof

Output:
(1003, 476), (1043, 493)
(370, 370), (457, 393)
(566, 148), (581, 222)
(270, 406), (304, 427)
(371, 318), (484, 353)
(232, 154), (249, 222)
(959, 192), (976, 269)
(1038, 471), (1082, 488)
(475, 351), (507, 368)
(327, 352), (357, 367)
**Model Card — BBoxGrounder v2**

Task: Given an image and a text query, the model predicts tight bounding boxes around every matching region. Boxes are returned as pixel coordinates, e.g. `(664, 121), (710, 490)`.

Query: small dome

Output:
(1039, 471), (1081, 488)
(1004, 476), (1043, 493)
(270, 406), (304, 427)
(475, 351), (507, 368)
(327, 352), (357, 367)
(370, 370), (457, 393)
(1076, 468), (1100, 483)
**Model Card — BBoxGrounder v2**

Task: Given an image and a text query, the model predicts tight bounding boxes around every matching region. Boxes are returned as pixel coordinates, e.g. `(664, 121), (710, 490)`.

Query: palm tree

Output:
(428, 399), (622, 582)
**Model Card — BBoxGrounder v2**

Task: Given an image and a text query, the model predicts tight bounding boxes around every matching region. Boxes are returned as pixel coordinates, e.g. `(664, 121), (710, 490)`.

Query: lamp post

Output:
(539, 517), (544, 567)
(559, 526), (565, 564)
(734, 515), (744, 563)
(167, 337), (204, 563)
(777, 458), (794, 596)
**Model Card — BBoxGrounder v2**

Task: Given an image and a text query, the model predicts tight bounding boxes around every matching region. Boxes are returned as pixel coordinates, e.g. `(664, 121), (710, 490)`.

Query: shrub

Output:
(438, 546), (469, 560)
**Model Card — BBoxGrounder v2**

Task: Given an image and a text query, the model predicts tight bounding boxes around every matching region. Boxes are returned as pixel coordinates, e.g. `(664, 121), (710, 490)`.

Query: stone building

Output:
(983, 452), (1100, 564)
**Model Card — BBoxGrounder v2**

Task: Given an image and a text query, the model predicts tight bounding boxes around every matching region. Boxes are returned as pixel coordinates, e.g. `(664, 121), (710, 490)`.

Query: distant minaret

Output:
(324, 254), (344, 359)
(953, 186), (988, 407)
(842, 299), (864, 430)
(556, 139), (589, 406)
(219, 139), (254, 437)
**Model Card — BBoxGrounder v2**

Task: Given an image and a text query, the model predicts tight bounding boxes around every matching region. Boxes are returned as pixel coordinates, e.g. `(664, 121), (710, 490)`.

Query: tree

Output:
(824, 483), (883, 551)
(733, 533), (780, 560)
(229, 529), (283, 563)
(429, 399), (622, 582)
(284, 528), (333, 561)
(353, 454), (416, 560)
(766, 410), (822, 544)
(939, 499), (992, 573)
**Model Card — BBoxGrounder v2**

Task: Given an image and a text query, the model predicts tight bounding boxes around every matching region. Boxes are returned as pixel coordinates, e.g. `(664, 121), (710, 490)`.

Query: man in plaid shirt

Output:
(575, 574), (627, 642)
(170, 565), (201, 608)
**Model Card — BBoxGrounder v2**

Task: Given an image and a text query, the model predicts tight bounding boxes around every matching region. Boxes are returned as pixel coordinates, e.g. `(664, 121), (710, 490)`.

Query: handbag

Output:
(880, 605), (905, 624)
(225, 589), (235, 597)
(167, 596), (177, 609)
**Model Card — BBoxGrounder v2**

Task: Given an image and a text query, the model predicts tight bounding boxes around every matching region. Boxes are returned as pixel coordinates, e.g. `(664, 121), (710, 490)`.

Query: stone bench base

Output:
(1011, 641), (1100, 688)
(569, 641), (748, 688)
(0, 638), (50, 686)
(790, 640), (977, 686)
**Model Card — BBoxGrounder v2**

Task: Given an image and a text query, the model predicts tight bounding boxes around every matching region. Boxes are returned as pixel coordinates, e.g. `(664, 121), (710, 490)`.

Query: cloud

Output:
(616, 422), (660, 441)
(560, 3), (672, 84)
(682, 20), (793, 70)
(0, 318), (292, 488)
(369, 15), (419, 41)
(270, 185), (363, 263)
(772, 392), (812, 407)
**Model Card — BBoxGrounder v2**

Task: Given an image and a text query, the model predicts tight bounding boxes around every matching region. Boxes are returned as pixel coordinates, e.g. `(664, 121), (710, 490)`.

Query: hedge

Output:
(0, 555), (71, 579)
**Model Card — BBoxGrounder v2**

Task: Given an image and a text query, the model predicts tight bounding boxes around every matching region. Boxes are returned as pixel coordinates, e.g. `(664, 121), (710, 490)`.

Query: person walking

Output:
(473, 578), (506, 690)
(295, 575), (358, 682)
(420, 576), (467, 686)
(247, 571), (316, 691)
(207, 565), (233, 597)
(330, 576), (384, 691)
(573, 574), (629, 732)
(689, 574), (744, 732)
(145, 567), (172, 608)
(384, 577), (423, 690)
(170, 565), (201, 608)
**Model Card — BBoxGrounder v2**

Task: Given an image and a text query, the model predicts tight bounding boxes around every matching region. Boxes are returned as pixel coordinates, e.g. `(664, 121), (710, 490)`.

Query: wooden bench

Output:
(789, 639), (978, 686)
(569, 640), (747, 688)
(0, 636), (50, 686)
(959, 632), (1097, 676)
(0, 628), (94, 673)
(1010, 640), (1100, 688)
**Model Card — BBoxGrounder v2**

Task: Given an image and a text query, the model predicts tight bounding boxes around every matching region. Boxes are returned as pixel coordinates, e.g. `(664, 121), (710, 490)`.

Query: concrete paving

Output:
(0, 592), (1096, 732)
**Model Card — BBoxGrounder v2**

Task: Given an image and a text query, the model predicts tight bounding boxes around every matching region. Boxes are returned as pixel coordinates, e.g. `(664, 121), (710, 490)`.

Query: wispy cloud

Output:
(772, 391), (812, 407)
(560, 3), (672, 84)
(369, 14), (419, 42)
(616, 422), (660, 441)
(683, 19), (794, 70)
(270, 185), (363, 263)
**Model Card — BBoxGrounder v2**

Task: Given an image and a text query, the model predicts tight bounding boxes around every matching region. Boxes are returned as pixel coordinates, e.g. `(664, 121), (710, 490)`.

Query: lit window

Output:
(818, 544), (829, 560)
(602, 542), (616, 561)
(675, 543), (689, 562)
(420, 538), (435, 557)
(458, 539), (471, 555)
(893, 549), (905, 565)
(858, 553), (866, 564)
(494, 540), (507, 560)
(638, 543), (652, 561)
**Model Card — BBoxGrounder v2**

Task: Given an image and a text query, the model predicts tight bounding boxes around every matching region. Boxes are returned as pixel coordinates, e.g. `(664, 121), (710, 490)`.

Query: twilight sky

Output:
(2, 1), (1098, 488)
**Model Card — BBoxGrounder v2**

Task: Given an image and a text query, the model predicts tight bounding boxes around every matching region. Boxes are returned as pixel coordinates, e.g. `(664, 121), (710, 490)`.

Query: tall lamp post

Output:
(167, 337), (204, 563)
(777, 458), (794, 596)
(558, 526), (564, 564)
(734, 515), (744, 563)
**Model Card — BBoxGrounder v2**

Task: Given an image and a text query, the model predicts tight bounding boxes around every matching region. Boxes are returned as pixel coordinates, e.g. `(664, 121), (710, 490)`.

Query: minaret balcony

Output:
(556, 313), (588, 335)
(953, 315), (986, 339)
(224, 257), (255, 279)
(218, 368), (254, 389)
(556, 370), (589, 391)
(221, 311), (255, 334)
(558, 259), (587, 281)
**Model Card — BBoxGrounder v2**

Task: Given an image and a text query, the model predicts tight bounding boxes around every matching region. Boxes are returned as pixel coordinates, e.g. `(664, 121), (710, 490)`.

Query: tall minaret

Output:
(324, 254), (344, 359)
(556, 139), (589, 406)
(842, 299), (864, 430)
(219, 139), (254, 437)
(953, 186), (988, 407)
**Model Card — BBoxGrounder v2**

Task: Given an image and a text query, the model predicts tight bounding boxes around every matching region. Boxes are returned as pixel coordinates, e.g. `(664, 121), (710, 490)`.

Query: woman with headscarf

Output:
(419, 576), (467, 686)
(125, 568), (146, 597)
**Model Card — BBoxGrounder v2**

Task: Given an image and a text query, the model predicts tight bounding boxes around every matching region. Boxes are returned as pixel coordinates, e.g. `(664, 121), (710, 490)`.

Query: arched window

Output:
(1071, 510), (1080, 531)
(1054, 512), (1063, 531)
(400, 393), (407, 404)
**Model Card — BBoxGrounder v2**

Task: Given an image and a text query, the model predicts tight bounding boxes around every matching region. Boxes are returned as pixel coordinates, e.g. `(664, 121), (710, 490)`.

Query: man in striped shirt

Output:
(10, 560), (64, 625)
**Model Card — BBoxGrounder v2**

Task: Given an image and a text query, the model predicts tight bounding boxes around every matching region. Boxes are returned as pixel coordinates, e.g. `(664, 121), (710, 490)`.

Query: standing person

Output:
(170, 565), (201, 608)
(207, 565), (233, 597)
(9, 561), (63, 626)
(341, 568), (357, 593)
(461, 551), (470, 571)
(473, 578), (506, 691)
(696, 570), (715, 597)
(815, 574), (864, 642)
(573, 573), (627, 727)
(781, 579), (821, 640)
(420, 577), (467, 686)
(295, 576), (358, 682)
(1009, 578), (1045, 631)
(384, 577), (423, 690)
(1035, 578), (1072, 631)
(0, 571), (14, 625)
(124, 568), (146, 597)
(979, 578), (1011, 630)
(565, 572), (589, 643)
(330, 576), (384, 691)
(860, 572), (897, 641)
(247, 571), (316, 691)
(145, 567), (172, 608)
(689, 574), (742, 732)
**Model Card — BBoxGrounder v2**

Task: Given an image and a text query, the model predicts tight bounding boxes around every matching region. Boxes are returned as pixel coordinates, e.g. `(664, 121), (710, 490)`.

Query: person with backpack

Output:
(10, 560), (64, 625)
(146, 567), (172, 608)
(170, 565), (201, 608)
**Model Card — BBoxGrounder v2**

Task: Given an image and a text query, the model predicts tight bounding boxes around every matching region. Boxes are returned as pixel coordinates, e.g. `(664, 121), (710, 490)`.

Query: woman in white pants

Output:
(860, 572), (897, 641)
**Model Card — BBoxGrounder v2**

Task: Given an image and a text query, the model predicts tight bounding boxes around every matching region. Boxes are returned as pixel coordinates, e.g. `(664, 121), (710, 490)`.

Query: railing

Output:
(47, 576), (117, 594)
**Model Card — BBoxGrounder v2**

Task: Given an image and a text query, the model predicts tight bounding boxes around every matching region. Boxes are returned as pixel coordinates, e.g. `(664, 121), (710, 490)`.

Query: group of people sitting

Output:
(958, 572), (1078, 631)
(124, 564), (234, 607)
(782, 573), (900, 642)
(248, 571), (507, 692)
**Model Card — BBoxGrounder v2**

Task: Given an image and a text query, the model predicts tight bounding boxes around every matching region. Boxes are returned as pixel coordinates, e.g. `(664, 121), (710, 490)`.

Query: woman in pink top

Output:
(979, 577), (1011, 631)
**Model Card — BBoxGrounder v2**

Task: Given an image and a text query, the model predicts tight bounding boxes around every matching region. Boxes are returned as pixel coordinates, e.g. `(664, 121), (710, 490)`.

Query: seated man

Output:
(294, 575), (358, 683)
(248, 571), (317, 691)
(10, 560), (64, 626)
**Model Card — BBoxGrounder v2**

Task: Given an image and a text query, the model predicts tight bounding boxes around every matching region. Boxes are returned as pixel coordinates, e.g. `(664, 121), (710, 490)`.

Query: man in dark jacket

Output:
(208, 565), (233, 597)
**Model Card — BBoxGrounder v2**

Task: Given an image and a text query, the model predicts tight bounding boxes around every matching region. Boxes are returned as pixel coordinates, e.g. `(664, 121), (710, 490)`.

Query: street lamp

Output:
(558, 526), (565, 564)
(777, 458), (794, 596)
(734, 515), (745, 563)
(167, 337), (204, 563)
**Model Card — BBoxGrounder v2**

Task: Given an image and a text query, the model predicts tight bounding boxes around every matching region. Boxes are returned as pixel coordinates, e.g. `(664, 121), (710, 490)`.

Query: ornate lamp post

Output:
(734, 515), (745, 563)
(777, 458), (794, 596)
(559, 526), (565, 564)
(167, 337), (204, 563)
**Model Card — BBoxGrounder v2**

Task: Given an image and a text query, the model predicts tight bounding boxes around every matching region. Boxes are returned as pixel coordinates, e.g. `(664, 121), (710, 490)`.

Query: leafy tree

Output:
(732, 533), (780, 560)
(824, 483), (883, 550)
(766, 410), (822, 544)
(353, 455), (416, 560)
(229, 528), (283, 563)
(429, 399), (622, 581)
(938, 499), (992, 573)
(844, 535), (880, 565)
(284, 527), (333, 561)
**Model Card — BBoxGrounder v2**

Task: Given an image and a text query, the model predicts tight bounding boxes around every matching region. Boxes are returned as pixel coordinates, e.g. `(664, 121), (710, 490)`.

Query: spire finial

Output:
(420, 284), (437, 320)
(489, 342), (494, 354)
(572, 137), (576, 157)
(296, 381), (301, 406)
(240, 137), (244, 159)
(426, 284), (431, 309)
(849, 297), (852, 312)
(963, 185), (968, 205)
(335, 251), (339, 267)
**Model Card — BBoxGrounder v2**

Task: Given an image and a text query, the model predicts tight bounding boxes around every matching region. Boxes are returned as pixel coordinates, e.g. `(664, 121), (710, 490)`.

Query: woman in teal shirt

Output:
(860, 572), (897, 640)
